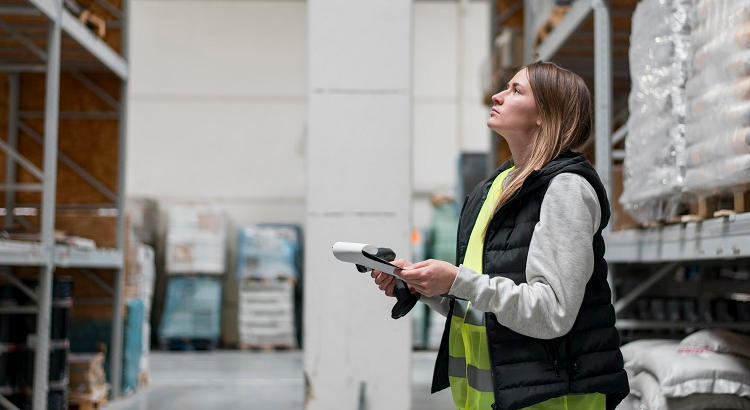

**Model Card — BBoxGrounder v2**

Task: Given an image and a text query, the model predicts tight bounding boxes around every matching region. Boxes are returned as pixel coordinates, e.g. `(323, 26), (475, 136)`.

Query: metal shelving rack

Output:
(0, 1), (129, 409)
(520, 0), (750, 335)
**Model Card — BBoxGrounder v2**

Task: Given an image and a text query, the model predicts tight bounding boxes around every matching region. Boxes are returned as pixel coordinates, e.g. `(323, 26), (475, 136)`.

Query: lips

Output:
(491, 108), (500, 115)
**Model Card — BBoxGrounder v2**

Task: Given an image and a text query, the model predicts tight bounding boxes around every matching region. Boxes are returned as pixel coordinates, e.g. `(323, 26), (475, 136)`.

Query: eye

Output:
(514, 87), (521, 95)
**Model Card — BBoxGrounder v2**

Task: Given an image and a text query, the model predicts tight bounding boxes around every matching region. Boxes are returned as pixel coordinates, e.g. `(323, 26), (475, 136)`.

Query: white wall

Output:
(127, 0), (490, 229)
(127, 0), (308, 226)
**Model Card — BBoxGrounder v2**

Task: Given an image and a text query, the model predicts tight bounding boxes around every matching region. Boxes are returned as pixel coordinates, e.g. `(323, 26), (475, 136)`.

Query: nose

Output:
(492, 92), (504, 105)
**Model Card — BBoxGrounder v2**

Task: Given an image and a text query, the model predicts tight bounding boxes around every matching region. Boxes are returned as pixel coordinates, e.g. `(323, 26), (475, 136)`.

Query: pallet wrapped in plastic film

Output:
(621, 0), (693, 224)
(685, 1), (750, 195)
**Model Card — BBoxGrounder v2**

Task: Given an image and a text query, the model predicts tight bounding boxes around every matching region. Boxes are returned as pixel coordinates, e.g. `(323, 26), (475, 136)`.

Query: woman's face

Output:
(487, 68), (540, 139)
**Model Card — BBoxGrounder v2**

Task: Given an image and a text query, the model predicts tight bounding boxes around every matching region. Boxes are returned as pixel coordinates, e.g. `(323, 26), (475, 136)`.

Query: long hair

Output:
(490, 61), (592, 217)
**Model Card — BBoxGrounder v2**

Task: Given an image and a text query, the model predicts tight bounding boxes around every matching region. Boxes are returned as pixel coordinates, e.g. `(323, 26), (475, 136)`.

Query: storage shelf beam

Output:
(26, 0), (128, 79)
(606, 213), (750, 263)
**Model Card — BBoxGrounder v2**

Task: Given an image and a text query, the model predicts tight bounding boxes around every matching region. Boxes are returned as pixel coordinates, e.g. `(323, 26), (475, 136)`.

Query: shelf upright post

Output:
(591, 0), (615, 305)
(2, 73), (20, 316)
(523, 0), (535, 64)
(109, 0), (130, 398)
(5, 73), (19, 230)
(32, 0), (62, 409)
(593, 0), (612, 220)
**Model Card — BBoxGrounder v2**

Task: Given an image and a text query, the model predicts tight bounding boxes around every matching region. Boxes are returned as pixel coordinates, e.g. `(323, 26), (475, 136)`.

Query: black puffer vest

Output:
(431, 150), (629, 410)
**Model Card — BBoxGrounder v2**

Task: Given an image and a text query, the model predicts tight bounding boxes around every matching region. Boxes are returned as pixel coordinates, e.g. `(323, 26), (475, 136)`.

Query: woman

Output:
(372, 61), (629, 410)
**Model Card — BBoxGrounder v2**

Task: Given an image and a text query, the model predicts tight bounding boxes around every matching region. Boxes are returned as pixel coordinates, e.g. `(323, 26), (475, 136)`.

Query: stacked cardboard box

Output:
(166, 205), (226, 275)
(68, 352), (108, 408)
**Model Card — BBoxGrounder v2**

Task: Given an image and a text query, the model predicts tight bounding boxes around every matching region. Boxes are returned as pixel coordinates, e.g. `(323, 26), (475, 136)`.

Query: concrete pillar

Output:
(305, 1), (413, 410)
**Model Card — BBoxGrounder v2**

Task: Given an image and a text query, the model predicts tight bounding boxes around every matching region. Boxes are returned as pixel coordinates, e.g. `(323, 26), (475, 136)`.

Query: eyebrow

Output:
(507, 82), (523, 90)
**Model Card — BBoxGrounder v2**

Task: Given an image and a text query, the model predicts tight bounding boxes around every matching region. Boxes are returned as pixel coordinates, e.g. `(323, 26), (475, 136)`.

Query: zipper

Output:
(486, 326), (500, 408)
(544, 340), (560, 378)
(454, 195), (469, 266)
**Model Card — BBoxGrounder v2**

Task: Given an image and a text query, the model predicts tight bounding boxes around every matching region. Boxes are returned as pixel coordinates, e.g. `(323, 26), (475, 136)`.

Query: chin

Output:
(487, 119), (502, 133)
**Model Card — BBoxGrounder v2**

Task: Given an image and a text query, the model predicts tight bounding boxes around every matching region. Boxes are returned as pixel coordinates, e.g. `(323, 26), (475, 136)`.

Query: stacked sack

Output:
(684, 1), (750, 193)
(618, 329), (750, 409)
(621, 0), (693, 223)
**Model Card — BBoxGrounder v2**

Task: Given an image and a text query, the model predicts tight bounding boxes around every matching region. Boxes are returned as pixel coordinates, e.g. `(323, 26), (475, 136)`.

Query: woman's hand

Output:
(371, 258), (410, 297)
(400, 259), (459, 297)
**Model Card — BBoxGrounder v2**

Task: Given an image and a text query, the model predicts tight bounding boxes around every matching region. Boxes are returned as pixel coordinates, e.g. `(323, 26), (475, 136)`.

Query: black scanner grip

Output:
(360, 247), (419, 319)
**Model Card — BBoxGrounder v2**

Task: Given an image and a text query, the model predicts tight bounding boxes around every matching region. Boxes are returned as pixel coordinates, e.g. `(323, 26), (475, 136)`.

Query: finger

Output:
(400, 267), (426, 280)
(385, 283), (395, 297)
(404, 260), (431, 270)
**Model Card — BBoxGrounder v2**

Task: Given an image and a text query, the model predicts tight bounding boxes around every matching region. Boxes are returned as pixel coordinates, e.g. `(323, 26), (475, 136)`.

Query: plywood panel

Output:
(0, 72), (120, 209)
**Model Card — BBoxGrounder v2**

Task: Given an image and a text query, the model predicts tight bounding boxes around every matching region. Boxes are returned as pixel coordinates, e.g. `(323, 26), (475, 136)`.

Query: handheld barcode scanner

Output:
(332, 242), (420, 319)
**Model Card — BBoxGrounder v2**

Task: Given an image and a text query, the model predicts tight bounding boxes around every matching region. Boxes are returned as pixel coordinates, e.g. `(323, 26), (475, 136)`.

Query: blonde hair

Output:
(491, 61), (592, 217)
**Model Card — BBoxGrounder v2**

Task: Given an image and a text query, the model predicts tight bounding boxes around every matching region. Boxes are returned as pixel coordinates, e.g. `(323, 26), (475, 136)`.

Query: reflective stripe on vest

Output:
(452, 299), (484, 327)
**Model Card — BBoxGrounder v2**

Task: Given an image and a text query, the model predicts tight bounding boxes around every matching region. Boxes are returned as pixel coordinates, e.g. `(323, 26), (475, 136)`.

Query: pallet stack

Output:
(683, 0), (750, 220)
(159, 205), (226, 350)
(238, 279), (296, 350)
(123, 236), (155, 389)
(236, 226), (301, 350)
(621, 0), (693, 224)
(0, 277), (72, 410)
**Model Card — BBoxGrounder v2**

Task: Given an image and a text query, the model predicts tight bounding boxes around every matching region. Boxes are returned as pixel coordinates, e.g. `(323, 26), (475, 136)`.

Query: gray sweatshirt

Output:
(421, 172), (601, 340)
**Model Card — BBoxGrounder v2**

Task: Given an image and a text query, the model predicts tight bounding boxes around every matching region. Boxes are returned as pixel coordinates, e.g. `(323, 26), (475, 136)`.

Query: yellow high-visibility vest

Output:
(448, 166), (605, 410)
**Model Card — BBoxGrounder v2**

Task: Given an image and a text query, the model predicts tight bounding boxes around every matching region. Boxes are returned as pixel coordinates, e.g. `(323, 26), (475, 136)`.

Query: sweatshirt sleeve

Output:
(420, 295), (452, 317)
(446, 173), (601, 339)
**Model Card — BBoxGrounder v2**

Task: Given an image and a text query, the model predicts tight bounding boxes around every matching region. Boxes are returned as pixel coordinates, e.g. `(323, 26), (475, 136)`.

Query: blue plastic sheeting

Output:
(159, 276), (222, 340)
(123, 299), (145, 394)
(236, 225), (302, 280)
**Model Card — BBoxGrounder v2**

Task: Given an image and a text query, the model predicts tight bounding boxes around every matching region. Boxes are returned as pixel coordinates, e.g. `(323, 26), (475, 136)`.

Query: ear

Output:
(536, 117), (541, 127)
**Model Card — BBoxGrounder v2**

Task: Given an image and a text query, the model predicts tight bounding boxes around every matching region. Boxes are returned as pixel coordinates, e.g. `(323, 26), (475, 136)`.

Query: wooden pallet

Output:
(68, 389), (108, 410)
(678, 188), (750, 223)
(69, 398), (107, 410)
(159, 337), (218, 351)
(239, 342), (296, 352)
(534, 5), (571, 47)
(241, 275), (297, 285)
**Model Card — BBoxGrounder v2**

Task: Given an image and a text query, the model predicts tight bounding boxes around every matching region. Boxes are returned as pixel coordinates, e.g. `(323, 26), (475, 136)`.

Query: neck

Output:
(504, 135), (533, 169)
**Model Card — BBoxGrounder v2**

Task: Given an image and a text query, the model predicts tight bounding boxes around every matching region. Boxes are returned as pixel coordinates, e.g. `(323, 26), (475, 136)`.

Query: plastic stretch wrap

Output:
(685, 1), (750, 194)
(622, 0), (693, 223)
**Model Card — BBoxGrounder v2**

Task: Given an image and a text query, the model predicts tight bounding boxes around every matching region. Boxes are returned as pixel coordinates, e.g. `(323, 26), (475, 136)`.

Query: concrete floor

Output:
(104, 350), (454, 410)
